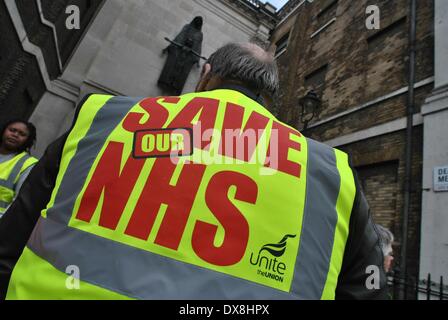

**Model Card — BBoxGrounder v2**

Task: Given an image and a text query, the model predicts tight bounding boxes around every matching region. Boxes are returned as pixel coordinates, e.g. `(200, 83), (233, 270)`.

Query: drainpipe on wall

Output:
(400, 0), (417, 300)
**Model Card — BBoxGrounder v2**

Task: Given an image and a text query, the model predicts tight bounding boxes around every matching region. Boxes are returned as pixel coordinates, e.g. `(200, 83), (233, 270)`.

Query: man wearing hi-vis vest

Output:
(0, 43), (387, 300)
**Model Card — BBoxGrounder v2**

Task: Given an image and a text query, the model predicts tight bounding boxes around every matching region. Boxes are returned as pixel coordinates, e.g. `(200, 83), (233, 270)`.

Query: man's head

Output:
(195, 43), (279, 105)
(192, 16), (203, 30)
(375, 224), (394, 273)
(0, 119), (36, 154)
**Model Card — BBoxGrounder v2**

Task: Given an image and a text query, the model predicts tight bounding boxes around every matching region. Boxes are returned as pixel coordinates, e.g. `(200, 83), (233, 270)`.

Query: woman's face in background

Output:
(1, 122), (29, 153)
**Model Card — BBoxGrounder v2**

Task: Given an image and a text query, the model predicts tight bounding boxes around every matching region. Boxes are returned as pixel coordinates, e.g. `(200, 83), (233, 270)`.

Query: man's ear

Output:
(195, 63), (212, 92)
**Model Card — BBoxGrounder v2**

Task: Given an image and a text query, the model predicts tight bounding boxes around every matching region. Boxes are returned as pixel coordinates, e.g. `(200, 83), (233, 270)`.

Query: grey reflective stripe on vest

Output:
(0, 153), (30, 189)
(0, 200), (9, 210)
(291, 138), (341, 299)
(46, 96), (142, 225)
(28, 217), (294, 300)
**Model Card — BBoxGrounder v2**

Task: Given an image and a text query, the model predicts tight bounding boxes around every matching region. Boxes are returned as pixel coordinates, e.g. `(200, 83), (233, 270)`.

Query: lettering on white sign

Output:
(434, 166), (448, 192)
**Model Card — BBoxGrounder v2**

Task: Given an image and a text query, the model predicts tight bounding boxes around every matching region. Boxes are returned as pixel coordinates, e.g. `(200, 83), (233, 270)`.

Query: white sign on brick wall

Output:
(434, 166), (448, 192)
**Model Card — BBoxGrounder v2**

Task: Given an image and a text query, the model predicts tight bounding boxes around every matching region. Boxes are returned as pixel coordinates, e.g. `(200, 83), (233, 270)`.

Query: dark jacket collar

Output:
(216, 83), (266, 107)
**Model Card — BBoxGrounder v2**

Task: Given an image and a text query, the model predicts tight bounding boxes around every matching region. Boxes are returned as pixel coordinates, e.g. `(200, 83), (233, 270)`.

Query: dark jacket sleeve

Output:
(335, 169), (388, 300)
(0, 94), (92, 299)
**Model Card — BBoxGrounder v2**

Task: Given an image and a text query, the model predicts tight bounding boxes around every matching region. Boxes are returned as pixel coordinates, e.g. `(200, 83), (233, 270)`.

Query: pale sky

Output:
(266, 0), (289, 11)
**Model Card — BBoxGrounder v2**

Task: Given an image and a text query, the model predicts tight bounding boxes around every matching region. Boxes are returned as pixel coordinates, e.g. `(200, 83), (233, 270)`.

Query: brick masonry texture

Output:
(0, 0), (103, 125)
(274, 0), (434, 128)
(343, 127), (423, 279)
(271, 0), (434, 281)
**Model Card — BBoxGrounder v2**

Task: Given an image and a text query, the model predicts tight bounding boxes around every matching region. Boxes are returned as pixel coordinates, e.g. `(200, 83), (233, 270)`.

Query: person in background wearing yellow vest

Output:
(0, 120), (38, 218)
(0, 43), (387, 300)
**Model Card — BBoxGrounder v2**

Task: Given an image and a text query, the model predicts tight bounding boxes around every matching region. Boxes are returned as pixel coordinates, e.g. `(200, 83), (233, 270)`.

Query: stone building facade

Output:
(0, 0), (104, 126)
(1, 0), (276, 156)
(269, 0), (435, 288)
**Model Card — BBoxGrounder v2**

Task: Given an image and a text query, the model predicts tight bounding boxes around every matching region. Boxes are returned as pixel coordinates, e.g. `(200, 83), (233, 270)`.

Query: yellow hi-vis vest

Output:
(0, 152), (37, 216)
(7, 91), (356, 300)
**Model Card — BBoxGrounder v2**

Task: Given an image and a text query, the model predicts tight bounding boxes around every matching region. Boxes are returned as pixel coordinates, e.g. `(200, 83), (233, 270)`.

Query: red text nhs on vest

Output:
(75, 97), (303, 268)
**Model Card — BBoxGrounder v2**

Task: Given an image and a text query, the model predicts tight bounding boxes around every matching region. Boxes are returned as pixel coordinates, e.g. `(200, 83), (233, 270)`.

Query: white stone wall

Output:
(420, 93), (448, 289)
(419, 0), (448, 293)
(434, 0), (448, 89)
(30, 0), (270, 156)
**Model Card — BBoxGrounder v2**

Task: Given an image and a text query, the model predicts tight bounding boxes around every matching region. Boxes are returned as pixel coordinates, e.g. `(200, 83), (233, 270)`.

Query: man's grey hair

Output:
(207, 43), (279, 98)
(375, 224), (394, 256)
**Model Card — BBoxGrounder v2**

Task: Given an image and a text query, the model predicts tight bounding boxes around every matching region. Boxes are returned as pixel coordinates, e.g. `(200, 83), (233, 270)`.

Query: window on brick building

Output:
(274, 31), (290, 58)
(304, 64), (328, 95)
(356, 161), (399, 228)
(365, 16), (407, 92)
(316, 0), (338, 25)
(310, 0), (338, 39)
(367, 16), (407, 52)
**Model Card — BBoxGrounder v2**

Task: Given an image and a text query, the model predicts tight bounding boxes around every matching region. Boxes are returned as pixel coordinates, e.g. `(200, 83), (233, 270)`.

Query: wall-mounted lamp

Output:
(298, 90), (322, 131)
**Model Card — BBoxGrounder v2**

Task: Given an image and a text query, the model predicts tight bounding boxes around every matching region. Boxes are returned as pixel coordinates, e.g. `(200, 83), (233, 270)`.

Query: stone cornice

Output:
(220, 0), (279, 29)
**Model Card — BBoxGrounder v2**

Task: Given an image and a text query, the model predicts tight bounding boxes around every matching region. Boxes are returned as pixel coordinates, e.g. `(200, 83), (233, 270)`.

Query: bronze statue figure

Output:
(158, 16), (204, 95)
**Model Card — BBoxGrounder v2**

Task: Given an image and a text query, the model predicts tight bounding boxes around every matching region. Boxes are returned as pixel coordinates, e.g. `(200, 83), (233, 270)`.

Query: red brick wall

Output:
(342, 127), (423, 279)
(271, 0), (434, 282)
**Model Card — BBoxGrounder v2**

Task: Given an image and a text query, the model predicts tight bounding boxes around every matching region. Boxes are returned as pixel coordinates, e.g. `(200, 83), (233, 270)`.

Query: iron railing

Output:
(387, 273), (448, 300)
